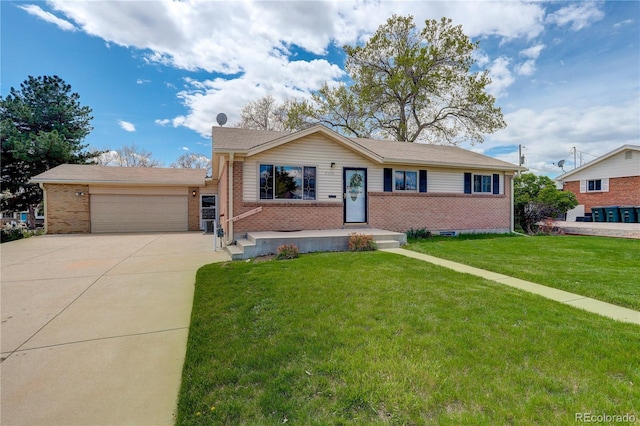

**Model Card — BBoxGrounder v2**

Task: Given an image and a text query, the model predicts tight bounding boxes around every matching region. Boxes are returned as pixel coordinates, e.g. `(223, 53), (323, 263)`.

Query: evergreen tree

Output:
(1, 75), (97, 227)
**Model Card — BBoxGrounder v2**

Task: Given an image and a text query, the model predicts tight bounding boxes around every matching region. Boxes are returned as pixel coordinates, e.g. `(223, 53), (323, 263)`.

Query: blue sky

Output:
(1, 1), (638, 176)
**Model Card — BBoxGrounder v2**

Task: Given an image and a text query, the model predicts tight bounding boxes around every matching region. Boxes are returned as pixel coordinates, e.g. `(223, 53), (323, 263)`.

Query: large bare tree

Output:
(171, 152), (211, 176)
(288, 15), (506, 145)
(95, 144), (162, 167)
(236, 95), (296, 131)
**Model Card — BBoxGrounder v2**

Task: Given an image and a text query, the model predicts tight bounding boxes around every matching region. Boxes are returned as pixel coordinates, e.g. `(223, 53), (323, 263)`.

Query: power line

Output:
(527, 166), (564, 175)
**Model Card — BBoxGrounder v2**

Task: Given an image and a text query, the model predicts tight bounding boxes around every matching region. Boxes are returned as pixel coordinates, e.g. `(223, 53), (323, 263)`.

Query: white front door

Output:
(344, 168), (367, 223)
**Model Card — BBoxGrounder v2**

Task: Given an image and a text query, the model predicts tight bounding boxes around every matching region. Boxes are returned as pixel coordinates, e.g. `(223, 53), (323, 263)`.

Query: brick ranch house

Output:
(212, 125), (524, 242)
(32, 124), (524, 238)
(555, 144), (640, 216)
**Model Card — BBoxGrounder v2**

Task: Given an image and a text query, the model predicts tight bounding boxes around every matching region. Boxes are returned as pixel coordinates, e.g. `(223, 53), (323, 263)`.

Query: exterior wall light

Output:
(75, 191), (85, 196)
(192, 190), (197, 197)
(330, 162), (336, 169)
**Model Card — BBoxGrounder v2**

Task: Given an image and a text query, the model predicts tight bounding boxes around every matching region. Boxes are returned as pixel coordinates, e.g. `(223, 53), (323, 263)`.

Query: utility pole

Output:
(518, 144), (525, 176)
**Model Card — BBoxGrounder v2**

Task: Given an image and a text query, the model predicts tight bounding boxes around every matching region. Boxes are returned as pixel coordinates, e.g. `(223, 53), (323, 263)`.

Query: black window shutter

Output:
(464, 173), (472, 194)
(419, 170), (427, 193)
(383, 168), (392, 192)
(492, 174), (500, 194)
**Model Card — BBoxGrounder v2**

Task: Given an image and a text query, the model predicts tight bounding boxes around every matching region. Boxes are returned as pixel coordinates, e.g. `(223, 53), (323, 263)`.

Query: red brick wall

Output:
(369, 174), (512, 233)
(226, 161), (513, 238)
(44, 184), (90, 233)
(564, 176), (640, 213)
(369, 192), (511, 233)
(188, 187), (200, 231)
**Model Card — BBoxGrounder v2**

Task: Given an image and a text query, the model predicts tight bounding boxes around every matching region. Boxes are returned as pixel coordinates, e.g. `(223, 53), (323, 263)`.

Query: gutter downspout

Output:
(39, 183), (48, 234)
(226, 153), (234, 244)
(510, 174), (515, 233)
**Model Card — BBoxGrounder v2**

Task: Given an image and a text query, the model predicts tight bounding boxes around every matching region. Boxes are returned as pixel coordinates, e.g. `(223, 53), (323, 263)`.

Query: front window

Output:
(395, 170), (417, 191)
(260, 164), (316, 200)
(473, 175), (492, 193)
(587, 179), (602, 192)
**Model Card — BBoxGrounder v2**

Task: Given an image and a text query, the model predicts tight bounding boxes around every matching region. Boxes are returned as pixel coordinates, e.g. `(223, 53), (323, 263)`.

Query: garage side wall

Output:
(189, 187), (200, 231)
(44, 184), (90, 234)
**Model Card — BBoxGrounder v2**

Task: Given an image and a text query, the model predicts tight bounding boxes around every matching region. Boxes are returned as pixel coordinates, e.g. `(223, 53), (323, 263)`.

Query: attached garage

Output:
(31, 164), (209, 234)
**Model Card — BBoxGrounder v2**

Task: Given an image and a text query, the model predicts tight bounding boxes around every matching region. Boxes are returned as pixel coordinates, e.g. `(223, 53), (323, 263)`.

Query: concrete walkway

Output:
(382, 248), (640, 326)
(1, 233), (229, 425)
(552, 220), (640, 239)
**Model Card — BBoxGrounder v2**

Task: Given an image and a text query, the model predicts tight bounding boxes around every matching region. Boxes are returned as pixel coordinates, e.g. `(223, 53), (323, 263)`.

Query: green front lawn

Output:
(405, 234), (640, 311)
(177, 252), (639, 425)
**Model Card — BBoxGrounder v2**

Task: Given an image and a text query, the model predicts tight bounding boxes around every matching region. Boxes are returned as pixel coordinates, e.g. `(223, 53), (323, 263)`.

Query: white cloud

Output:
(483, 101), (640, 175)
(546, 3), (605, 31)
(172, 58), (344, 137)
(42, 1), (553, 135)
(473, 50), (490, 68)
(613, 19), (634, 29)
(19, 4), (77, 32)
(515, 60), (536, 76)
(47, 1), (549, 74)
(136, 79), (150, 84)
(520, 44), (545, 59)
(118, 120), (136, 132)
(29, 0), (637, 177)
(487, 57), (515, 98)
(181, 146), (189, 151)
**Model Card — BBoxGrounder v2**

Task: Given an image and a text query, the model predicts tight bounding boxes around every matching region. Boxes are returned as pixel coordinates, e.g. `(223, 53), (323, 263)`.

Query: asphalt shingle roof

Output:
(31, 164), (208, 186)
(212, 126), (522, 171)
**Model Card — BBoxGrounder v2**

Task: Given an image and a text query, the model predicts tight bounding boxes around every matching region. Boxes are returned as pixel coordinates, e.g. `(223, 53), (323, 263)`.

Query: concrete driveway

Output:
(1, 233), (229, 425)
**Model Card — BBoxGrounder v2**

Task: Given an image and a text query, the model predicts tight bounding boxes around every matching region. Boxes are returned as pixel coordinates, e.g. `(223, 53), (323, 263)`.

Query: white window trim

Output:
(472, 174), (493, 194)
(581, 178), (609, 193)
(258, 163), (318, 201)
(394, 169), (418, 192)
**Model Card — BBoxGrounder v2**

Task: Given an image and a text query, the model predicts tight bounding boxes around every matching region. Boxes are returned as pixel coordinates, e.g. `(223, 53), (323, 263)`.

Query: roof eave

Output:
(556, 144), (640, 180)
(382, 157), (524, 172)
(31, 178), (207, 186)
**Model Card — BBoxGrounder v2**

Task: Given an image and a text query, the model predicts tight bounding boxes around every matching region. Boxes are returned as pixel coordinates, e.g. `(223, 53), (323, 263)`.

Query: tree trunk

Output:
(27, 205), (37, 230)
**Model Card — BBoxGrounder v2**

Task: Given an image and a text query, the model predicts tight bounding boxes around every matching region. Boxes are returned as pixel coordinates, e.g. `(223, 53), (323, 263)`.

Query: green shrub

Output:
(348, 233), (377, 252)
(0, 229), (44, 244)
(276, 244), (299, 260)
(406, 227), (432, 239)
(1, 229), (26, 243)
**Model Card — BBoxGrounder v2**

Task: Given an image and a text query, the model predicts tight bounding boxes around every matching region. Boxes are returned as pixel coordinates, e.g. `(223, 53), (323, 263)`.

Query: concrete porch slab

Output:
(228, 228), (407, 260)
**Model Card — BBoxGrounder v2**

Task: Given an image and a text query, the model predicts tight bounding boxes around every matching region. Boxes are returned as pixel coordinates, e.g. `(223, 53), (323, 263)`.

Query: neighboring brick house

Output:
(556, 145), (640, 215)
(212, 125), (524, 242)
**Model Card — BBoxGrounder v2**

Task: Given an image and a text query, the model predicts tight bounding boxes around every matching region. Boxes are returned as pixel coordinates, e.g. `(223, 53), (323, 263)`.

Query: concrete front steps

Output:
(225, 228), (407, 260)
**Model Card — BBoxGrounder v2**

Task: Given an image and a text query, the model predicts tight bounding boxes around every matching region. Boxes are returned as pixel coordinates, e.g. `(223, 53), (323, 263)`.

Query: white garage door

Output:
(91, 194), (188, 233)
